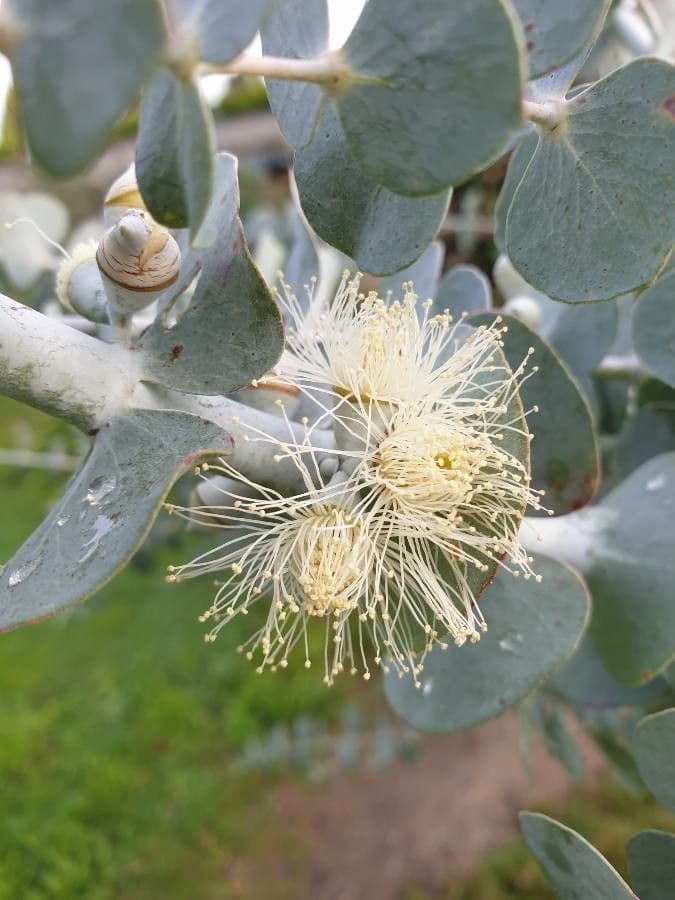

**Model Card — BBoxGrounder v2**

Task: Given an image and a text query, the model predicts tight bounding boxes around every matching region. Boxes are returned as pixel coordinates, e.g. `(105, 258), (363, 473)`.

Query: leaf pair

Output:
(521, 708), (675, 900)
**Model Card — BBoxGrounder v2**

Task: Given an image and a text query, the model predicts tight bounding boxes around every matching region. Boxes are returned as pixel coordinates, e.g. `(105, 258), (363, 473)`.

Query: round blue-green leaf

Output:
(262, 0), (328, 147)
(627, 830), (675, 900)
(337, 0), (525, 196)
(507, 58), (675, 302)
(294, 103), (450, 276)
(181, 0), (276, 65)
(495, 134), (537, 254)
(139, 153), (284, 395)
(282, 206), (319, 300)
(547, 453), (675, 685)
(552, 635), (668, 709)
(0, 409), (232, 631)
(384, 554), (590, 733)
(433, 264), (491, 318)
(513, 0), (610, 79)
(136, 69), (215, 236)
(10, 0), (165, 176)
(543, 299), (617, 382)
(633, 264), (675, 388)
(591, 455), (675, 684)
(378, 242), (444, 301)
(469, 313), (599, 515)
(519, 812), (637, 899)
(634, 709), (675, 813)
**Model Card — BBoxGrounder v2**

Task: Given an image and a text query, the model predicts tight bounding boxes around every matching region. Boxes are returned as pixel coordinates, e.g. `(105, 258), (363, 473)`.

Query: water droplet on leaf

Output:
(79, 514), (119, 563)
(8, 557), (40, 586)
(85, 475), (117, 507)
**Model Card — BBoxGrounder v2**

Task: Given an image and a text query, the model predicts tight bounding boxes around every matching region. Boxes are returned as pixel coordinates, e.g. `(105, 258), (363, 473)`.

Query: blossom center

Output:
(375, 421), (489, 511)
(292, 507), (367, 616)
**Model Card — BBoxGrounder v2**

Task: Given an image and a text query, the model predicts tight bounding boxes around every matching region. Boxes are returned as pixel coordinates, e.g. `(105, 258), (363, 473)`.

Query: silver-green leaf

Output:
(294, 102), (450, 275)
(262, 0), (328, 147)
(433, 264), (491, 318)
(627, 830), (675, 900)
(384, 554), (590, 733)
(181, 0), (276, 65)
(337, 0), (524, 195)
(136, 69), (215, 236)
(139, 153), (284, 395)
(539, 453), (675, 685)
(495, 134), (537, 254)
(519, 812), (637, 899)
(552, 635), (669, 709)
(633, 263), (675, 388)
(513, 0), (610, 79)
(0, 409), (232, 631)
(507, 58), (675, 301)
(10, 0), (165, 176)
(633, 709), (675, 813)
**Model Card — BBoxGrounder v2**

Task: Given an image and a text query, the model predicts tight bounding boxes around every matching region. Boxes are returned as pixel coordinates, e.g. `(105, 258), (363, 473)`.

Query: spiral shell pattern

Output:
(96, 211), (180, 314)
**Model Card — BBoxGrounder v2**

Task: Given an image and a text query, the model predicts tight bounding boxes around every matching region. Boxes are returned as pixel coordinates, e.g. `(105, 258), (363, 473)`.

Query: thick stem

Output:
(594, 353), (645, 382)
(519, 508), (612, 574)
(612, 2), (657, 55)
(133, 382), (337, 495)
(0, 295), (336, 495)
(0, 294), (139, 431)
(200, 51), (346, 86)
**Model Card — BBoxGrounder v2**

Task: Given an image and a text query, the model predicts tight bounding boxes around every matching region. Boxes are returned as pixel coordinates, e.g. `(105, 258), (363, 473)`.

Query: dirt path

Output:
(226, 712), (604, 900)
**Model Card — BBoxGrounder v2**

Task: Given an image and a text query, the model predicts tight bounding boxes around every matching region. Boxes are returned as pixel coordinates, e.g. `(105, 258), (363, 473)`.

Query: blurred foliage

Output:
(404, 779), (673, 900)
(0, 78), (270, 159)
(0, 87), (22, 162)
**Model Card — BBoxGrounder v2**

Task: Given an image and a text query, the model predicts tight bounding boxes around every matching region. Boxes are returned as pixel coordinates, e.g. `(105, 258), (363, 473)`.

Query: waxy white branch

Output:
(0, 293), (334, 494)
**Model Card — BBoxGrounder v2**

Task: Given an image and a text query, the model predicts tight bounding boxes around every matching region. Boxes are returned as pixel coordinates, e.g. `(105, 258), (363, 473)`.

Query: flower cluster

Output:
(168, 272), (546, 685)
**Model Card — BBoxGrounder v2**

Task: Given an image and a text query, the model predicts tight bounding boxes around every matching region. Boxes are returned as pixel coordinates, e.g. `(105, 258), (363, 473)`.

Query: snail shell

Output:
(103, 164), (146, 226)
(96, 210), (180, 314)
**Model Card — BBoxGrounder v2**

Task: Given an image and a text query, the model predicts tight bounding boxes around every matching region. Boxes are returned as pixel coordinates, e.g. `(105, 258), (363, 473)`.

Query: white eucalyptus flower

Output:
(276, 270), (473, 407)
(166, 451), (457, 685)
(167, 273), (547, 687)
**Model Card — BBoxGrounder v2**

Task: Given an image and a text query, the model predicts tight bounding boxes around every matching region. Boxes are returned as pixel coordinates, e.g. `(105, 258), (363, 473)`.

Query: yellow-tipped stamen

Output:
(168, 273), (546, 684)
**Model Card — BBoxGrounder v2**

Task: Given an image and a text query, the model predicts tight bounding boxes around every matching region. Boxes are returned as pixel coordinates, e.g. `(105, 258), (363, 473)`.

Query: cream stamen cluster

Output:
(277, 271), (474, 408)
(166, 453), (368, 678)
(168, 271), (547, 686)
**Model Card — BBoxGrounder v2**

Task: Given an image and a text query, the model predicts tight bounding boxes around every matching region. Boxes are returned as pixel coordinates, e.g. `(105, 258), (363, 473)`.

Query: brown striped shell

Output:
(96, 210), (180, 312)
(103, 164), (146, 226)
